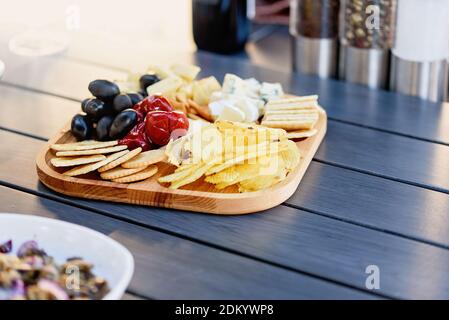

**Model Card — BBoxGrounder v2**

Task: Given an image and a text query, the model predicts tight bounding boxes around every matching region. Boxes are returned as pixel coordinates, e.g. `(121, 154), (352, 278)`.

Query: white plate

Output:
(0, 213), (134, 300)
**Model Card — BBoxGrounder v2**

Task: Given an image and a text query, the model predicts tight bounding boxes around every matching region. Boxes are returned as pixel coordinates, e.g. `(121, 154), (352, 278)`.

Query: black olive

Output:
(88, 79), (120, 102)
(84, 99), (108, 122)
(127, 93), (144, 105)
(113, 94), (133, 113)
(96, 115), (114, 141)
(71, 114), (92, 141)
(81, 98), (92, 112)
(138, 89), (148, 98)
(139, 74), (160, 90)
(109, 109), (138, 139)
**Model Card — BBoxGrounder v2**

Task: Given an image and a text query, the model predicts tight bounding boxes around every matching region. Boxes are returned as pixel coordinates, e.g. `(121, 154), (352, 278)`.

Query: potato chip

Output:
(169, 162), (216, 189)
(158, 164), (201, 183)
(280, 140), (301, 171)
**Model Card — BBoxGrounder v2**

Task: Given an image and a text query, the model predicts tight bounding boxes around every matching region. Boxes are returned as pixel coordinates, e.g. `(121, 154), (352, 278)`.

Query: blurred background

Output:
(0, 0), (448, 102)
(0, 0), (291, 71)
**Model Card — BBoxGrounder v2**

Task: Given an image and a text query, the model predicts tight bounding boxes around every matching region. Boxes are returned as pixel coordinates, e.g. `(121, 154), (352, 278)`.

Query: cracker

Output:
(187, 99), (214, 122)
(63, 150), (128, 176)
(98, 147), (142, 172)
(121, 149), (167, 168)
(286, 129), (318, 139)
(100, 166), (148, 180)
(112, 165), (158, 183)
(51, 154), (106, 167)
(51, 140), (118, 151)
(56, 145), (127, 157)
(261, 121), (316, 131)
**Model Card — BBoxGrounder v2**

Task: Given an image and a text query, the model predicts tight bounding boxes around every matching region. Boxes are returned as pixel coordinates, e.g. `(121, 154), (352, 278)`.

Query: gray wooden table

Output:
(1, 43), (449, 299)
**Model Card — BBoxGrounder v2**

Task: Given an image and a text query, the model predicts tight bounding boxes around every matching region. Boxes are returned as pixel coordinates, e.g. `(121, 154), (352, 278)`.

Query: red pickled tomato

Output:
(133, 95), (173, 115)
(145, 111), (189, 146)
(118, 121), (151, 151)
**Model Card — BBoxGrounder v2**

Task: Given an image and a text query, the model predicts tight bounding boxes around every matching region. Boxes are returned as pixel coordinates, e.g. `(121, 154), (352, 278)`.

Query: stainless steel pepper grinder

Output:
(389, 0), (449, 102)
(289, 0), (340, 78)
(338, 0), (397, 89)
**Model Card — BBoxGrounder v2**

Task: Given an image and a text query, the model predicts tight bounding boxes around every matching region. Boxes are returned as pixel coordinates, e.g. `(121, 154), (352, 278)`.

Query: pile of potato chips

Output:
(159, 121), (301, 192)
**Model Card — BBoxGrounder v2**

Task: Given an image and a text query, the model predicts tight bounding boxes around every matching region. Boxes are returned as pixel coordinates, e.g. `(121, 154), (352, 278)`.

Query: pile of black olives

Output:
(71, 74), (160, 141)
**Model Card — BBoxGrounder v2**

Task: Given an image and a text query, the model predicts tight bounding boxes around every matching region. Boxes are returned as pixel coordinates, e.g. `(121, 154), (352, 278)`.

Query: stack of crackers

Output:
(50, 140), (166, 183)
(261, 95), (320, 139)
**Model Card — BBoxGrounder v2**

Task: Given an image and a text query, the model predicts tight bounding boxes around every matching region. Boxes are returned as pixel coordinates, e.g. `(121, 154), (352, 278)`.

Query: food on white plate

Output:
(261, 95), (320, 132)
(0, 239), (109, 300)
(208, 73), (283, 122)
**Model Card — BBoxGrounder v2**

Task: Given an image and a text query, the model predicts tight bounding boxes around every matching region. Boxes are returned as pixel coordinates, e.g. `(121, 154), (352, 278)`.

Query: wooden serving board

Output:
(36, 107), (326, 215)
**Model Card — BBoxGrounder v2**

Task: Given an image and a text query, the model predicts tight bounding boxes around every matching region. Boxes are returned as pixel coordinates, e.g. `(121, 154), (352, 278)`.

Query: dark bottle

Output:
(192, 0), (249, 54)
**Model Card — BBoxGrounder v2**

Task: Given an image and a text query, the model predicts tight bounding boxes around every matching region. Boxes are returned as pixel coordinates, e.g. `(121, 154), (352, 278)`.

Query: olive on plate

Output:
(139, 74), (160, 90)
(71, 114), (92, 141)
(138, 89), (148, 98)
(88, 79), (120, 102)
(96, 115), (114, 141)
(113, 94), (133, 113)
(127, 93), (144, 105)
(81, 98), (92, 113)
(109, 109), (138, 139)
(84, 98), (108, 122)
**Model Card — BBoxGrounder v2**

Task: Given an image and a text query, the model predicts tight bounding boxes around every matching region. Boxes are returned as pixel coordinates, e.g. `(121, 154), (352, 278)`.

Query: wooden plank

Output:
(0, 185), (367, 299)
(2, 130), (449, 298)
(2, 89), (449, 247)
(316, 121), (449, 193)
(0, 56), (127, 101)
(0, 85), (79, 139)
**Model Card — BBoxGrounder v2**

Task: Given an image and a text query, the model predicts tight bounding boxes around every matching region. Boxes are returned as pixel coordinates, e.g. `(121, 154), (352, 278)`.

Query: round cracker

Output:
(121, 149), (167, 169)
(51, 154), (106, 167)
(56, 145), (127, 157)
(100, 165), (147, 180)
(51, 140), (118, 151)
(98, 147), (142, 172)
(112, 165), (158, 183)
(63, 150), (129, 176)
